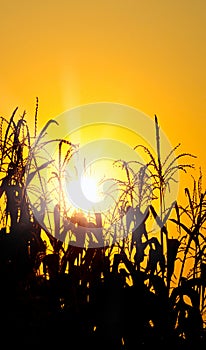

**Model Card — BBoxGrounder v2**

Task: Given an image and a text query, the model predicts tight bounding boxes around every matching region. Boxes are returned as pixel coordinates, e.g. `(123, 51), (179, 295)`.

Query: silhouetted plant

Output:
(170, 169), (206, 330)
(133, 116), (196, 287)
(170, 169), (206, 282)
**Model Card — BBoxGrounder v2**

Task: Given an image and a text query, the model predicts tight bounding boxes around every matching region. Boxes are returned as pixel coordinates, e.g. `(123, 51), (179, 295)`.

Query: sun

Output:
(65, 174), (105, 213)
(81, 175), (103, 203)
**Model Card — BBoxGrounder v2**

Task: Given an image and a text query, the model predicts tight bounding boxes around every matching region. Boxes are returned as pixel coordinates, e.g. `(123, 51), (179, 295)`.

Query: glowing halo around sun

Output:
(26, 102), (180, 248)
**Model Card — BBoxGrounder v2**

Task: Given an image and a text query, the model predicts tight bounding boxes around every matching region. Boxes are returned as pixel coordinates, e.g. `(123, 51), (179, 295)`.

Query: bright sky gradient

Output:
(1, 0), (206, 193)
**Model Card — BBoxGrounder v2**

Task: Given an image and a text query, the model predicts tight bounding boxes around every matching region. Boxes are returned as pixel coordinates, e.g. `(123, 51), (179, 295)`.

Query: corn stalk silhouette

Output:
(0, 107), (32, 229)
(0, 102), (59, 281)
(170, 169), (206, 327)
(110, 116), (196, 291)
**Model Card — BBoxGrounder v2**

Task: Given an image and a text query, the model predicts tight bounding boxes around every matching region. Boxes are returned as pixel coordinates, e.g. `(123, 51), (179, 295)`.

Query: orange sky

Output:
(1, 0), (206, 195)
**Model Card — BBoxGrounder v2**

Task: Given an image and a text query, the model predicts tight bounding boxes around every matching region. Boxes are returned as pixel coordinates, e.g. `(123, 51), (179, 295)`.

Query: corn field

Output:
(0, 100), (205, 349)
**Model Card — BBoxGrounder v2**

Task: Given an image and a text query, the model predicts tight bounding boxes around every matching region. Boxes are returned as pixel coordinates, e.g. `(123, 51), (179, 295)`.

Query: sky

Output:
(1, 0), (206, 200)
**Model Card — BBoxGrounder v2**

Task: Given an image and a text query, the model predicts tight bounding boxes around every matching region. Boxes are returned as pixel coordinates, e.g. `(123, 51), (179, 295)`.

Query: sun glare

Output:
(65, 173), (105, 213)
(81, 176), (102, 203)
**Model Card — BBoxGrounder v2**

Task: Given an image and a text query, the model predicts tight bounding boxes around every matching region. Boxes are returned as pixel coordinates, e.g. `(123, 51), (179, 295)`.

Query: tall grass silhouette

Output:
(0, 101), (205, 349)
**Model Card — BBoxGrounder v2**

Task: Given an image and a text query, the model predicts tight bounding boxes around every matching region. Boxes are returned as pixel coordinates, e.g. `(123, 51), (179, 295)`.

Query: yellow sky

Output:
(1, 0), (206, 196)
